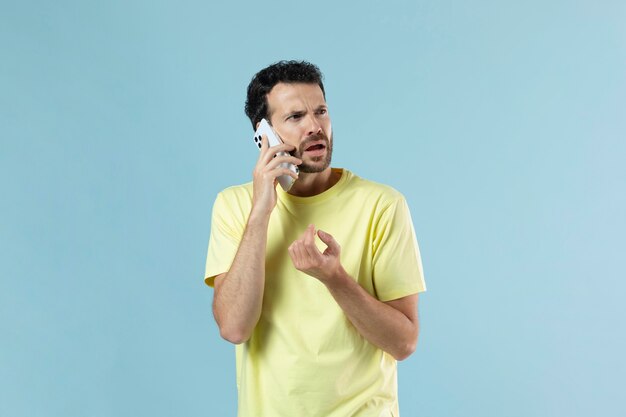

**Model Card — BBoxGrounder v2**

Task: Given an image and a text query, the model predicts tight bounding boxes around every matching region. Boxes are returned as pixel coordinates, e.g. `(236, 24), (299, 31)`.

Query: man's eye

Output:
(317, 109), (327, 115)
(289, 114), (302, 120)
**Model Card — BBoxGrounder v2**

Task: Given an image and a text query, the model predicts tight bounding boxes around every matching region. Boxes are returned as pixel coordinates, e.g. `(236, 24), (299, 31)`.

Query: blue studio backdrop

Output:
(1, 0), (625, 416)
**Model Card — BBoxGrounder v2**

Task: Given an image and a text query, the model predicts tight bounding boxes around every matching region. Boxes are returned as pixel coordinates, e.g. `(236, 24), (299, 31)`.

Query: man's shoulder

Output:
(213, 182), (254, 210)
(344, 170), (406, 205)
(217, 181), (253, 199)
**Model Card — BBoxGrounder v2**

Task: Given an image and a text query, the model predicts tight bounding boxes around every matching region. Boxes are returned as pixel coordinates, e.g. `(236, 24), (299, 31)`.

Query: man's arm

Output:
(212, 136), (301, 344)
(325, 274), (419, 361)
(288, 225), (420, 360)
(212, 211), (270, 344)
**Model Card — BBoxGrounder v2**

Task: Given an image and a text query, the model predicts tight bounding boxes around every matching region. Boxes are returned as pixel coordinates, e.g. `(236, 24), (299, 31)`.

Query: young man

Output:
(204, 61), (426, 417)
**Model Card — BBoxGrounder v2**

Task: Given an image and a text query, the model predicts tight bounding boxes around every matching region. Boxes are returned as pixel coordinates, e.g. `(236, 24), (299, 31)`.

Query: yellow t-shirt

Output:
(205, 168), (426, 417)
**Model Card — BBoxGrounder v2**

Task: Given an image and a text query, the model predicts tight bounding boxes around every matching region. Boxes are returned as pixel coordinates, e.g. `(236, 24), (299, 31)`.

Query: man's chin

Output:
(298, 159), (331, 173)
(298, 164), (328, 174)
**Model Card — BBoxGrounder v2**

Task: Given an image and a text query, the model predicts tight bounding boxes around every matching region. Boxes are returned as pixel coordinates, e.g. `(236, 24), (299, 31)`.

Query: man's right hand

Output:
(251, 134), (301, 217)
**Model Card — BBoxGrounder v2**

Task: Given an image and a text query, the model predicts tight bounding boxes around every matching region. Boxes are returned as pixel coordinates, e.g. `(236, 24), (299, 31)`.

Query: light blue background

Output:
(1, 0), (625, 416)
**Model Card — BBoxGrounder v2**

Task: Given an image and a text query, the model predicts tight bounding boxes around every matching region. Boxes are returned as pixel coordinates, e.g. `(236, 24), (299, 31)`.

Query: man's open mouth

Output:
(304, 140), (327, 153)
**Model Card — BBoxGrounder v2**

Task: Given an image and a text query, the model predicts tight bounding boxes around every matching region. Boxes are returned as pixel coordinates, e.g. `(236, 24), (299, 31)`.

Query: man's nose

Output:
(305, 114), (322, 136)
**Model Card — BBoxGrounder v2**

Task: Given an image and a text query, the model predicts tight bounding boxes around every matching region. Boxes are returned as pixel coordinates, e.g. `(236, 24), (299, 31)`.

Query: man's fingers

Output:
(293, 242), (309, 268)
(301, 225), (324, 262)
(318, 229), (340, 254)
(265, 154), (302, 171)
(257, 164), (299, 186)
(304, 224), (315, 245)
(259, 140), (296, 164)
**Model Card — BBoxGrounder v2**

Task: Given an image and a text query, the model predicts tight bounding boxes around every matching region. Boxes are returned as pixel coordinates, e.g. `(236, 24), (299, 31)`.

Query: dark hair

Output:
(244, 60), (325, 130)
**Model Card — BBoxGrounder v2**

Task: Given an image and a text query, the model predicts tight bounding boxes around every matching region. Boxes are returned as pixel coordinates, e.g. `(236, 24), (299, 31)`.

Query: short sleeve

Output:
(204, 192), (246, 287)
(371, 196), (426, 301)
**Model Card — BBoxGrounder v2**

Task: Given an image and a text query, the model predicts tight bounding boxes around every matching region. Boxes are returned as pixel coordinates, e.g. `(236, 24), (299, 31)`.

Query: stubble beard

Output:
(293, 131), (333, 173)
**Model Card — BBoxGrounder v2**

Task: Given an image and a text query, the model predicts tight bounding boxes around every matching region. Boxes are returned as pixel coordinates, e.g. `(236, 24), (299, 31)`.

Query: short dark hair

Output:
(244, 60), (325, 130)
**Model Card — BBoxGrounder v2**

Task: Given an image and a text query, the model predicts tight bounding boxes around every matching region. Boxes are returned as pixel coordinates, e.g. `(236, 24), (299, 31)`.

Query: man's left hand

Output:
(288, 225), (345, 285)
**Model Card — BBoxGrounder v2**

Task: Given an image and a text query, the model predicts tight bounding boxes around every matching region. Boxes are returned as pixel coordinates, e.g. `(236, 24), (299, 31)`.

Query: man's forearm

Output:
(287, 226), (419, 360)
(325, 269), (418, 360)
(213, 211), (269, 344)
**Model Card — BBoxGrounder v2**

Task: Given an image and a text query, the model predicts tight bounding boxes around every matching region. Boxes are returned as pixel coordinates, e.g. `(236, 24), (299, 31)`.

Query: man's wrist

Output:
(248, 206), (272, 226)
(324, 265), (352, 291)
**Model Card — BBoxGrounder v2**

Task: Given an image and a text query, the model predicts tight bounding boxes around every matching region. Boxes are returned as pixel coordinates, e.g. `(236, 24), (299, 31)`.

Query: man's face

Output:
(266, 82), (333, 173)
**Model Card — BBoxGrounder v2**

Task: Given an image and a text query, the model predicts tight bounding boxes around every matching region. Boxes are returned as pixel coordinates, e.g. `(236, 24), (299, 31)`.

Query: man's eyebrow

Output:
(281, 104), (327, 119)
(282, 109), (305, 118)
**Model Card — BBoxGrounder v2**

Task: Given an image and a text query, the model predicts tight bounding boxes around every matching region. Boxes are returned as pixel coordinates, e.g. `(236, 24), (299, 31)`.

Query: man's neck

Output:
(287, 167), (342, 197)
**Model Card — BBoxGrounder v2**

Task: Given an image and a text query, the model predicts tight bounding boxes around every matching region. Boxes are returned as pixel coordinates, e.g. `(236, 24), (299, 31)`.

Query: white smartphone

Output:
(253, 119), (298, 191)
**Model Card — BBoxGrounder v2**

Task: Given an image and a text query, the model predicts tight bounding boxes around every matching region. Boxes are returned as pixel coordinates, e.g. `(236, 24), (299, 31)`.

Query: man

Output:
(204, 61), (426, 417)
